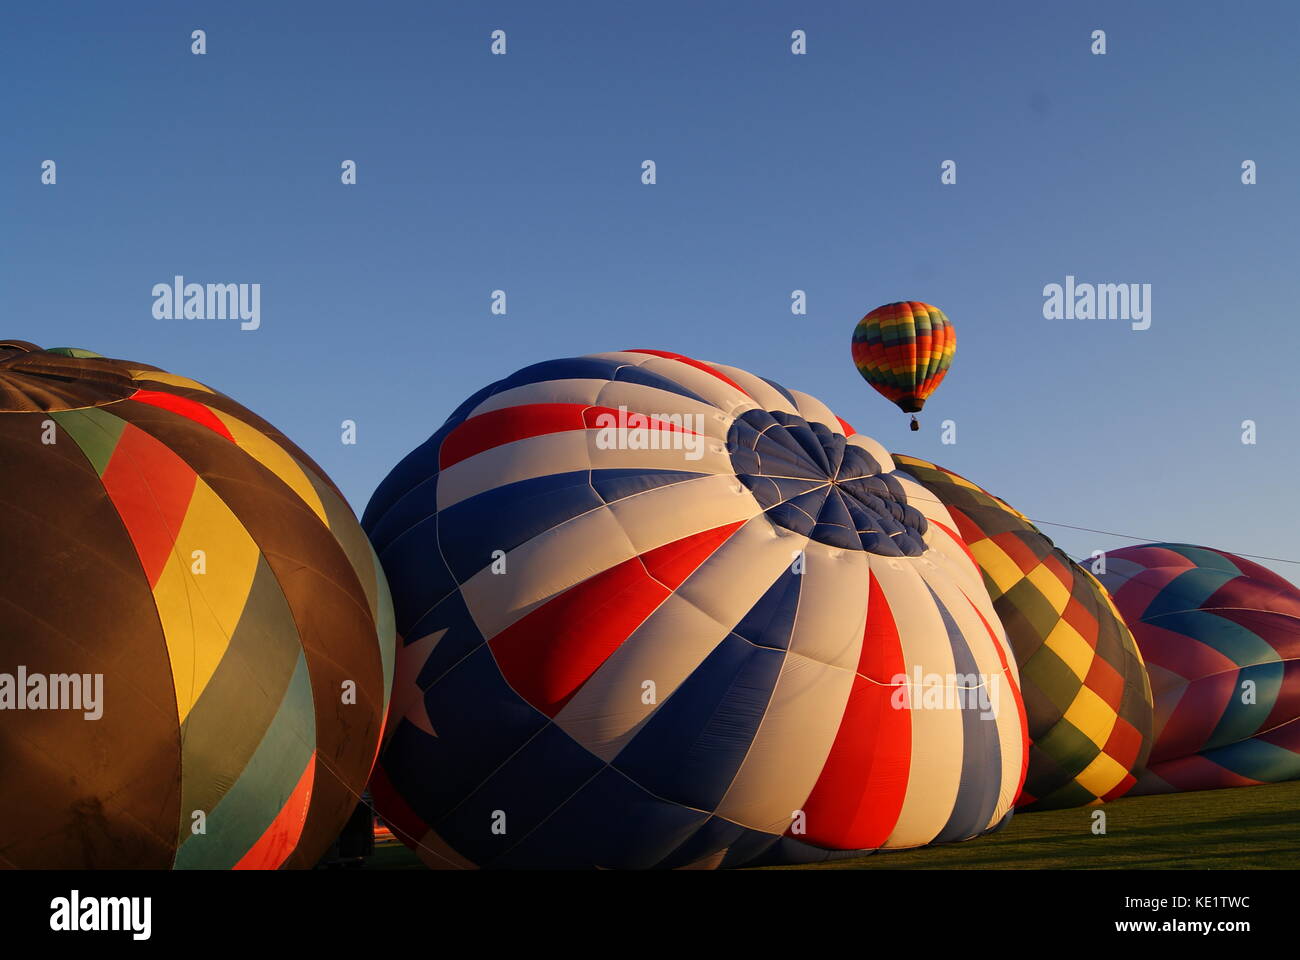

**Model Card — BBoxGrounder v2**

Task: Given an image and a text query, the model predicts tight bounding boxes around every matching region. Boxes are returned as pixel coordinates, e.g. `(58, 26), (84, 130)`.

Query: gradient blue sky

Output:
(6, 1), (1298, 576)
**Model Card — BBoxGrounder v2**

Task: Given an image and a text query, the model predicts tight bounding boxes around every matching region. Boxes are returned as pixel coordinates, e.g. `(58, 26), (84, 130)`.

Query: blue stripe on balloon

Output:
(612, 632), (786, 811)
(727, 834), (873, 867)
(657, 815), (751, 868)
(406, 590), (487, 691)
(375, 519), (456, 639)
(1142, 568), (1238, 621)
(487, 356), (709, 406)
(1200, 734), (1300, 783)
(437, 468), (708, 583)
(1157, 544), (1248, 577)
(591, 467), (712, 502)
(443, 381), (504, 427)
(382, 643), (546, 831)
(362, 418), (458, 551)
(732, 566), (803, 651)
(1147, 609), (1277, 667)
(438, 470), (604, 583)
(1207, 661), (1284, 748)
(759, 376), (798, 407)
(933, 588), (1004, 843)
(431, 720), (605, 867)
(717, 828), (786, 867)
(492, 766), (712, 869)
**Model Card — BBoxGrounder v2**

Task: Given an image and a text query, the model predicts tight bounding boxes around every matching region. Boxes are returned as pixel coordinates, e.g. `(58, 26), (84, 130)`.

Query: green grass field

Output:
(767, 780), (1300, 869)
(365, 780), (1300, 870)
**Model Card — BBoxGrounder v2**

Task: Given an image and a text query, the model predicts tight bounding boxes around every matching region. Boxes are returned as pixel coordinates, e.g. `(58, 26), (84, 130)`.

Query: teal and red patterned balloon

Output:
(1094, 543), (1300, 794)
(852, 302), (955, 430)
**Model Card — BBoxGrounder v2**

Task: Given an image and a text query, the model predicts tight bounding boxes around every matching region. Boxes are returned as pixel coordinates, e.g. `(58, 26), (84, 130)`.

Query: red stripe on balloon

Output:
(1206, 606), (1300, 733)
(641, 520), (744, 590)
(99, 423), (199, 588)
(1255, 712), (1300, 752)
(490, 522), (745, 717)
(1112, 567), (1186, 622)
(1211, 551), (1300, 594)
(131, 388), (236, 441)
(947, 507), (986, 550)
(1144, 754), (1260, 793)
(1205, 579), (1300, 623)
(439, 403), (701, 470)
(440, 404), (587, 469)
(1257, 655), (1300, 734)
(1136, 617), (1237, 682)
(233, 754), (315, 869)
(1130, 546), (1198, 571)
(1102, 773), (1138, 802)
(1155, 665), (1239, 763)
(1101, 713), (1146, 774)
(930, 518), (981, 573)
(796, 571), (910, 849)
(368, 764), (431, 851)
(1133, 619), (1238, 764)
(623, 349), (752, 398)
(992, 530), (1040, 576)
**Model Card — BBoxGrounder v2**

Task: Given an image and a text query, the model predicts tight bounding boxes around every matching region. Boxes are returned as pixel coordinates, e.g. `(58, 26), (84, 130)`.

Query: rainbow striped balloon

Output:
(852, 302), (956, 417)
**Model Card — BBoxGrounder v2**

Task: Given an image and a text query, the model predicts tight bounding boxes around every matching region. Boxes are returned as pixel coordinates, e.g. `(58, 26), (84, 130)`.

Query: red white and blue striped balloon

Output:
(364, 350), (1028, 868)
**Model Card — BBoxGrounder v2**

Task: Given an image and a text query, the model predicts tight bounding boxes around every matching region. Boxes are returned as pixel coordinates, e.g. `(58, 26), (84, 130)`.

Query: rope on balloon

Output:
(1025, 517), (1300, 568)
(896, 484), (1300, 567)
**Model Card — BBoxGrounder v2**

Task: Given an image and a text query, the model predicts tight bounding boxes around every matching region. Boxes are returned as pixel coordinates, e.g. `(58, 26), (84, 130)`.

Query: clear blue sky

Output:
(5, 1), (1298, 577)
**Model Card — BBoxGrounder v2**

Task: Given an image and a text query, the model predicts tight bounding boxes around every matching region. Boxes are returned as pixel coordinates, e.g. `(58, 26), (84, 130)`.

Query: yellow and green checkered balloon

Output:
(893, 455), (1153, 810)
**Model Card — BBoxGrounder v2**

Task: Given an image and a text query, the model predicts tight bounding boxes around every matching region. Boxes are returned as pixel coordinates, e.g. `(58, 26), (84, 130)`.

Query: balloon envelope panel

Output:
(1094, 543), (1300, 794)
(364, 350), (1027, 869)
(0, 342), (394, 868)
(891, 456), (1153, 810)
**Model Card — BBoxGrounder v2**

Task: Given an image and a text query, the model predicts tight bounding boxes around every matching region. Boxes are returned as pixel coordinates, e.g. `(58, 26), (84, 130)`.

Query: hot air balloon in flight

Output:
(1093, 543), (1300, 795)
(364, 350), (1027, 869)
(0, 341), (394, 868)
(892, 455), (1153, 810)
(852, 302), (955, 431)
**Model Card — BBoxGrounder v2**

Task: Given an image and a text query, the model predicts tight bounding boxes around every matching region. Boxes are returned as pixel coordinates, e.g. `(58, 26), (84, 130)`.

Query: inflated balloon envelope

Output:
(365, 349), (1029, 869)
(1093, 543), (1300, 795)
(852, 301), (955, 432)
(0, 341), (394, 868)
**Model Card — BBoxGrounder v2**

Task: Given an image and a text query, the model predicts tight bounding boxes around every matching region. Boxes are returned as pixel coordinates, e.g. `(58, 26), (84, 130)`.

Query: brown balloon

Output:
(0, 343), (393, 868)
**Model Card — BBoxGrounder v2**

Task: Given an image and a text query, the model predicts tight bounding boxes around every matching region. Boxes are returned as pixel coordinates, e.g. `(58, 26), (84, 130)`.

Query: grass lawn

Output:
(764, 780), (1300, 869)
(363, 780), (1300, 870)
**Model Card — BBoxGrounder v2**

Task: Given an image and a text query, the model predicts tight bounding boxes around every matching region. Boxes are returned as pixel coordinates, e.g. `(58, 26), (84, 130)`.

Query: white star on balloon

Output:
(394, 628), (446, 738)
